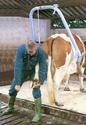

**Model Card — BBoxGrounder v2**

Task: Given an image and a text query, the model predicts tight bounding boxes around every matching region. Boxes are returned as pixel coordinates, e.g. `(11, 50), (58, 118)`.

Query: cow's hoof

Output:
(55, 102), (64, 106)
(64, 87), (70, 91)
(80, 88), (86, 93)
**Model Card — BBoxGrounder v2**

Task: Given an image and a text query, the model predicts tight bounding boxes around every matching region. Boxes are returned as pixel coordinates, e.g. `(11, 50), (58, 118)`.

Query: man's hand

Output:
(32, 79), (40, 88)
(15, 85), (21, 92)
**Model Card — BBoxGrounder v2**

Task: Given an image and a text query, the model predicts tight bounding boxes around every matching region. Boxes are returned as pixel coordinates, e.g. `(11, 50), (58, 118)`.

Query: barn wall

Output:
(0, 17), (51, 48)
(28, 18), (51, 41)
(0, 17), (51, 85)
(51, 28), (86, 43)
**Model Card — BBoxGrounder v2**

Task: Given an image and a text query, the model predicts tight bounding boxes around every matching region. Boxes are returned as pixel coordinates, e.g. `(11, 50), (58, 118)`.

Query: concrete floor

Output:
(0, 80), (86, 115)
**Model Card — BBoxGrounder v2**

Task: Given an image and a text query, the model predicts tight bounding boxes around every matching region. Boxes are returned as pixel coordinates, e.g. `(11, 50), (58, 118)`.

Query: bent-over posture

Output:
(3, 41), (47, 123)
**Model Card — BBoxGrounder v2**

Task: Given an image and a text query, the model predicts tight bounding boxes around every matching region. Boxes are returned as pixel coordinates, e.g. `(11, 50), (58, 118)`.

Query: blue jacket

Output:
(14, 44), (47, 85)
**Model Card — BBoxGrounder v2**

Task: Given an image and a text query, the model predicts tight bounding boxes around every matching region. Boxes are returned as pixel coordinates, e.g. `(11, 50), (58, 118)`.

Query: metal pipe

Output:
(29, 4), (81, 60)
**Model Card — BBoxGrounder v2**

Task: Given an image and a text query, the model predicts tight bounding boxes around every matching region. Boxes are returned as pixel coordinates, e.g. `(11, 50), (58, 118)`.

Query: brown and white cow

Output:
(41, 33), (86, 106)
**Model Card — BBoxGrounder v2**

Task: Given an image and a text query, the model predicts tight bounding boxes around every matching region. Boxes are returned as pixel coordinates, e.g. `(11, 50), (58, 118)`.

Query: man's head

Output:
(26, 40), (37, 56)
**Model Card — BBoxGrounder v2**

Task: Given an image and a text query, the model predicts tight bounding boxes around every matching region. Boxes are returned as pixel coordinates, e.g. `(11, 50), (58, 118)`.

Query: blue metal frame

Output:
(29, 4), (81, 61)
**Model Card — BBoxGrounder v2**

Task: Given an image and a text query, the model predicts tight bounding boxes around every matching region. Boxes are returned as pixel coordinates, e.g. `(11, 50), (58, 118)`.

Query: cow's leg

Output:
(53, 67), (66, 106)
(34, 64), (39, 79)
(54, 81), (64, 106)
(64, 56), (77, 91)
(79, 67), (86, 93)
(64, 74), (70, 91)
(79, 75), (84, 90)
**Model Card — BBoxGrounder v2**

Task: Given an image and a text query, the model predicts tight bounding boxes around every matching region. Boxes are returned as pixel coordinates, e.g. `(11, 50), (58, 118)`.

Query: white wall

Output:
(51, 28), (86, 43)
(0, 17), (51, 48)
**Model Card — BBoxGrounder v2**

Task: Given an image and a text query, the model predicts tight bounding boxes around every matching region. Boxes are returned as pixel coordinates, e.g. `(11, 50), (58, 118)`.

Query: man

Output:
(3, 41), (47, 123)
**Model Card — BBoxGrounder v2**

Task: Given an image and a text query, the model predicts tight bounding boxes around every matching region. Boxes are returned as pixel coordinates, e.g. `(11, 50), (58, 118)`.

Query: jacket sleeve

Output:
(38, 48), (47, 84)
(14, 46), (23, 85)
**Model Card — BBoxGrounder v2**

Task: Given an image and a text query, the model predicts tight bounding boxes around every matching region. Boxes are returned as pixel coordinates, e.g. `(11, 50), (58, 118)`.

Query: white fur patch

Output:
(51, 33), (71, 42)
(67, 57), (77, 74)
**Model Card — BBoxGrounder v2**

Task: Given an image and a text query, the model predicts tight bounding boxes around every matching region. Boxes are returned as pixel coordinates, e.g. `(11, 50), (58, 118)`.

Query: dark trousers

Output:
(9, 71), (41, 99)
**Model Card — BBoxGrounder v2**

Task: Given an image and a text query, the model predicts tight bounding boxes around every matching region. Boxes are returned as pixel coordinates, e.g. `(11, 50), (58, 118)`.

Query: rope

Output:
(37, 9), (41, 44)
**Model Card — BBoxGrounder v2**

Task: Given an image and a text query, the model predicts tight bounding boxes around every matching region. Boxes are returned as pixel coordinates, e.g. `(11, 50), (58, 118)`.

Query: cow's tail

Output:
(47, 56), (55, 104)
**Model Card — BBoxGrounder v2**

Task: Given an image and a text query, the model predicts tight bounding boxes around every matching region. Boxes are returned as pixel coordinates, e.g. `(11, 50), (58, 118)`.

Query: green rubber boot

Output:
(2, 96), (16, 115)
(32, 97), (41, 123)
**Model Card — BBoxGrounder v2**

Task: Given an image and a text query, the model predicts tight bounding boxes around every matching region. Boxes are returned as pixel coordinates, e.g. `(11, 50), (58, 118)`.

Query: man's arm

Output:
(14, 46), (24, 85)
(38, 48), (47, 84)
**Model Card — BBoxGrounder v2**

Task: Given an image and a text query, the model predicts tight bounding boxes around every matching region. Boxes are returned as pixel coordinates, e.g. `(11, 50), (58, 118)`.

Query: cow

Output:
(40, 33), (86, 106)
